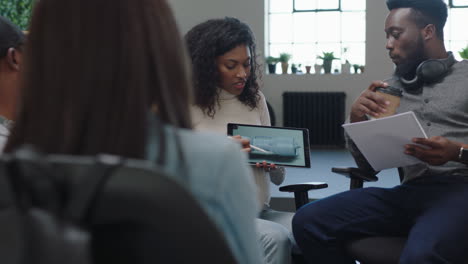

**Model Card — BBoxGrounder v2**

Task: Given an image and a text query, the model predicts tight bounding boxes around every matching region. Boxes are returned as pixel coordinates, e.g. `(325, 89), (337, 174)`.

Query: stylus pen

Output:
(227, 136), (271, 153)
(250, 144), (271, 153)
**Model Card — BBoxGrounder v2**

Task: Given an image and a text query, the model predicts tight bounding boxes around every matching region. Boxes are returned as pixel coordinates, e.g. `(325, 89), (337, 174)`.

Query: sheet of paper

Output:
(343, 111), (428, 171)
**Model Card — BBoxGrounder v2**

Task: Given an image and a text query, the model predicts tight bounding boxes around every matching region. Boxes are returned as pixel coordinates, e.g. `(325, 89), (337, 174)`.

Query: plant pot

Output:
(353, 65), (360, 74)
(281, 62), (289, 74)
(305, 66), (312, 74)
(359, 65), (365, 73)
(268, 64), (277, 74)
(291, 66), (298, 74)
(314, 64), (322, 75)
(341, 63), (351, 74)
(323, 60), (332, 74)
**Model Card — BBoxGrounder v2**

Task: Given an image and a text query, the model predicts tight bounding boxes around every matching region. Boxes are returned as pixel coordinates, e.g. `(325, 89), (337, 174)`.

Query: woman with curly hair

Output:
(186, 17), (293, 264)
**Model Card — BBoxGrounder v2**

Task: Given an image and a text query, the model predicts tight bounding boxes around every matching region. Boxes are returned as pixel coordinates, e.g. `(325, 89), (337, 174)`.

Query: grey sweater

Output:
(348, 58), (468, 183)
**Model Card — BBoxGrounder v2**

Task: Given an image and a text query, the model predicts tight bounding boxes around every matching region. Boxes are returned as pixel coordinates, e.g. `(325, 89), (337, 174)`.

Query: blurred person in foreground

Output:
(4, 0), (262, 263)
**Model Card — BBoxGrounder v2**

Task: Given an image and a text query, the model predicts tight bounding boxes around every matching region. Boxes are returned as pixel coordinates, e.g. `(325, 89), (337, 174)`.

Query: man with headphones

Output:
(293, 0), (468, 263)
(0, 16), (24, 152)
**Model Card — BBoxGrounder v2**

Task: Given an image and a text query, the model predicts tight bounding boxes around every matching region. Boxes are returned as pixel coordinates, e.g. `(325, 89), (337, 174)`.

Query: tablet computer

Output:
(227, 123), (310, 168)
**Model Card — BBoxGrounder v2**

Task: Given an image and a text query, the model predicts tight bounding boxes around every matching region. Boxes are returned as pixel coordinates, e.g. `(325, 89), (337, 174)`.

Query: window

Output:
(446, 2), (468, 60)
(450, 0), (468, 8)
(267, 0), (366, 74)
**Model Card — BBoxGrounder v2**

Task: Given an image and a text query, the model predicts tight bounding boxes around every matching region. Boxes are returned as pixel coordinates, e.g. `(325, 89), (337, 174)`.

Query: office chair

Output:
(337, 164), (466, 262)
(283, 166), (406, 264)
(266, 101), (276, 126)
(277, 183), (328, 264)
(265, 100), (329, 263)
(331, 167), (407, 264)
(0, 148), (237, 264)
(290, 152), (468, 263)
(265, 101), (329, 206)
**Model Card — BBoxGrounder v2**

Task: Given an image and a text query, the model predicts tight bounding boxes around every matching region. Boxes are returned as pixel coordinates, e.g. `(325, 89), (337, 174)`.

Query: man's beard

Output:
(394, 38), (427, 80)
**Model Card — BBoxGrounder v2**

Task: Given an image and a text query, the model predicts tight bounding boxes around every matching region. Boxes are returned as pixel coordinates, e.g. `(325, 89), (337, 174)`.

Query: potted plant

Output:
(278, 53), (292, 74)
(459, 46), (468, 60)
(0, 0), (34, 30)
(317, 52), (340, 74)
(340, 48), (351, 74)
(296, 63), (302, 73)
(314, 64), (322, 74)
(341, 60), (351, 74)
(291, 63), (298, 74)
(359, 65), (365, 73)
(266, 56), (279, 74)
(353, 64), (360, 74)
(305, 65), (312, 74)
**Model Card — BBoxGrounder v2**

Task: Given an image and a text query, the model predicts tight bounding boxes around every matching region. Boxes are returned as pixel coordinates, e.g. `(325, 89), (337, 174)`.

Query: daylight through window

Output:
(445, 3), (468, 59)
(267, 0), (366, 74)
(266, 0), (468, 75)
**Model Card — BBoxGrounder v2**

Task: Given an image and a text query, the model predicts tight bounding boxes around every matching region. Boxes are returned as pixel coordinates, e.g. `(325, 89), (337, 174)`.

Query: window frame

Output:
(292, 0), (341, 12)
(449, 0), (468, 8)
(267, 0), (366, 74)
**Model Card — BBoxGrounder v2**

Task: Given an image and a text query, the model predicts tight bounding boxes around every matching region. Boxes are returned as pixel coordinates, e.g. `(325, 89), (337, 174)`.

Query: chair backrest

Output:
(266, 101), (276, 126)
(0, 149), (237, 264)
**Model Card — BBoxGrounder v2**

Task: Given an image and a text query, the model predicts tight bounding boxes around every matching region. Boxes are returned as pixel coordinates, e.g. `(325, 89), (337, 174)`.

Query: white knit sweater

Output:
(191, 89), (285, 208)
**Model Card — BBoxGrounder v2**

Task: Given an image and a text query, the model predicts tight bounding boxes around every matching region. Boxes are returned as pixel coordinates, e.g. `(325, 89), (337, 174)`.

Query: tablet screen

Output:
(227, 123), (310, 168)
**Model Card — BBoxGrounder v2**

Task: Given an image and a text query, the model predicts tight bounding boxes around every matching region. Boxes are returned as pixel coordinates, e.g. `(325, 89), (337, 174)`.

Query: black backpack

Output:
(0, 147), (116, 264)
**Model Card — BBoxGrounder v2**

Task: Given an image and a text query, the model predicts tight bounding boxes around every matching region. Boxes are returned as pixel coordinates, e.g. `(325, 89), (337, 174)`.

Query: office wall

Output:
(168, 0), (394, 125)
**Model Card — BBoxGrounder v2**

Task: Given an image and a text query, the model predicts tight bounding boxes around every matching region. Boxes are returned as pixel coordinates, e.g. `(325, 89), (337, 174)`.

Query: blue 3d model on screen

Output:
(250, 136), (301, 157)
(227, 123), (310, 167)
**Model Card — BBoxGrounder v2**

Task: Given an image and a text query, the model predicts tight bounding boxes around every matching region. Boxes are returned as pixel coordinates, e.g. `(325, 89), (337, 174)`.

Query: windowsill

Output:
(264, 73), (368, 79)
(267, 73), (364, 76)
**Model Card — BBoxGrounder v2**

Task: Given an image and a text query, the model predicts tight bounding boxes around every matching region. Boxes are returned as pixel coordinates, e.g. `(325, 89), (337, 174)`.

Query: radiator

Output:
(283, 92), (346, 148)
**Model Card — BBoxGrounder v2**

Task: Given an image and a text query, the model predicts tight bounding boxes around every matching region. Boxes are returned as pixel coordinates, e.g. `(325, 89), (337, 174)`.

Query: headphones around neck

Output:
(399, 52), (456, 93)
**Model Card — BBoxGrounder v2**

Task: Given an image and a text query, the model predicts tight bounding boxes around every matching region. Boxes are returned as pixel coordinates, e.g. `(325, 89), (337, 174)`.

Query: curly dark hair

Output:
(185, 17), (261, 117)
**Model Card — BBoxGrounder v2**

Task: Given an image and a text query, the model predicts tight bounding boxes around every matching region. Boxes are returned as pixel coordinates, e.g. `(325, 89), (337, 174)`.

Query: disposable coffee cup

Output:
(375, 86), (402, 118)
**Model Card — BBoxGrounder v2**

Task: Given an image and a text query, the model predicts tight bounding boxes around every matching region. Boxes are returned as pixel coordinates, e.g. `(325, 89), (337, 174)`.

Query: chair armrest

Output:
(279, 182), (328, 210)
(332, 167), (378, 182)
(278, 182), (328, 193)
(332, 167), (378, 190)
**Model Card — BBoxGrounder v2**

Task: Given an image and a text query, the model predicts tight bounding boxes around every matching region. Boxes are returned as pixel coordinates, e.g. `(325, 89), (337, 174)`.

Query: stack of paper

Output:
(343, 111), (427, 171)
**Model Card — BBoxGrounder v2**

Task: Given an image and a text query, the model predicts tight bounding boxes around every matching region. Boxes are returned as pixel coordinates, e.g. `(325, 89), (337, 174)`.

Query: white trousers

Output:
(256, 209), (296, 264)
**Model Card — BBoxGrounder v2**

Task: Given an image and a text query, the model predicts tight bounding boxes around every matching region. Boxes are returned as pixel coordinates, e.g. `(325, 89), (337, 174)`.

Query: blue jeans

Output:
(292, 175), (468, 264)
